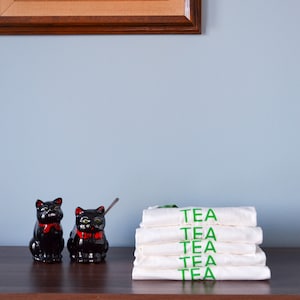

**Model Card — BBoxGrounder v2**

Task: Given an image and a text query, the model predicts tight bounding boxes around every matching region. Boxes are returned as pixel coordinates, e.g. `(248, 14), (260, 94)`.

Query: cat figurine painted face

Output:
(67, 205), (109, 263)
(29, 198), (64, 263)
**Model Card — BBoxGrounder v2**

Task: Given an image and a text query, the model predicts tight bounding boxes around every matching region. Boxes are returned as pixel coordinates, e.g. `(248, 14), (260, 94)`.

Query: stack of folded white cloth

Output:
(132, 205), (271, 280)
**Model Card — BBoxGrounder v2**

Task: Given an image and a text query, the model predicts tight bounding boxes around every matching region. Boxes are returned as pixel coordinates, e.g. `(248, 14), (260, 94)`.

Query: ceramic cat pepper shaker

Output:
(29, 198), (64, 263)
(67, 198), (119, 263)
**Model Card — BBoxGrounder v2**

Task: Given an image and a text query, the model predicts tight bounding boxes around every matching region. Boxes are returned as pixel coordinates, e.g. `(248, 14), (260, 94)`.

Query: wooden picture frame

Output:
(0, 0), (201, 34)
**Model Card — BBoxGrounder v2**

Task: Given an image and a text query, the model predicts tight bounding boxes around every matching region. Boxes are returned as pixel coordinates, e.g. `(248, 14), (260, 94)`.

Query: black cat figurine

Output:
(29, 198), (64, 263)
(67, 205), (109, 263)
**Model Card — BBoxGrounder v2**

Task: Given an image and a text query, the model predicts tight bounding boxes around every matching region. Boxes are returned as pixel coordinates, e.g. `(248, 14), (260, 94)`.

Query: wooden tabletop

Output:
(0, 247), (299, 299)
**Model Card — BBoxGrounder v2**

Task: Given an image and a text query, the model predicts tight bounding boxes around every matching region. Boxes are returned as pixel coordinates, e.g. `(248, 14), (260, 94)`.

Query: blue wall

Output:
(1, 0), (300, 247)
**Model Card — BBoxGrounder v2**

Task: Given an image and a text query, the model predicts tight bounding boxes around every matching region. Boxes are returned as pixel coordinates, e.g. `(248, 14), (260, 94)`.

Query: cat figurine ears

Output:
(75, 205), (105, 216)
(74, 197), (119, 216)
(36, 197), (63, 208)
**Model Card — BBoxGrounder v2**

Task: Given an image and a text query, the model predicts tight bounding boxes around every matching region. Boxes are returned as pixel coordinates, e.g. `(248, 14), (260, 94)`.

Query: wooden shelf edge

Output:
(0, 293), (299, 300)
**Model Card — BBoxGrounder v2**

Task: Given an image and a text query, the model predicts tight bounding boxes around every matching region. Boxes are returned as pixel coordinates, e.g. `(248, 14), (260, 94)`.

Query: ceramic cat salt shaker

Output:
(29, 198), (64, 263)
(67, 198), (119, 263)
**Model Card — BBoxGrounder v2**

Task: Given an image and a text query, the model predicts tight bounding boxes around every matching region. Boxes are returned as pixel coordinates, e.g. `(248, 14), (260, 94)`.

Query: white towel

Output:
(135, 240), (257, 256)
(132, 265), (271, 280)
(140, 206), (257, 228)
(135, 225), (263, 245)
(134, 246), (266, 268)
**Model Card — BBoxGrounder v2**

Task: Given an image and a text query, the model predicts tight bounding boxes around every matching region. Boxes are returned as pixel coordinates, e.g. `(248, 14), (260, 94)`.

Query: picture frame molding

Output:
(0, 0), (201, 34)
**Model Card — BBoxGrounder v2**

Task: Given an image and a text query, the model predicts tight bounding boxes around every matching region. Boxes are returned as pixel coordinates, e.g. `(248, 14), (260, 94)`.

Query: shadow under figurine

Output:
(29, 197), (64, 263)
(67, 198), (119, 263)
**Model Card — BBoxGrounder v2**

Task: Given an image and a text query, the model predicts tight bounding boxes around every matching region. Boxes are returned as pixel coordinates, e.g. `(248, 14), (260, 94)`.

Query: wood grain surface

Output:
(0, 247), (300, 299)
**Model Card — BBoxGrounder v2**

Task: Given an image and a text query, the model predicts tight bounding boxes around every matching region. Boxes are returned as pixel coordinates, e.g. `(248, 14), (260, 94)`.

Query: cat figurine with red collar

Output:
(67, 205), (109, 263)
(29, 198), (64, 263)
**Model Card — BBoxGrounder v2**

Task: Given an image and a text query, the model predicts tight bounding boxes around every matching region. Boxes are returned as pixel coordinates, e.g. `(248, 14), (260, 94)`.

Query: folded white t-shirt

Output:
(134, 246), (266, 268)
(135, 240), (257, 256)
(140, 206), (257, 227)
(132, 265), (271, 280)
(135, 225), (263, 245)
